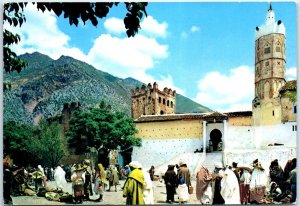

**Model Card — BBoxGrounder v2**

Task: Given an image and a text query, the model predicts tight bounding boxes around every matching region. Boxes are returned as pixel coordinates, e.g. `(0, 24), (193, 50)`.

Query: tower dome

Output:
(255, 4), (285, 40)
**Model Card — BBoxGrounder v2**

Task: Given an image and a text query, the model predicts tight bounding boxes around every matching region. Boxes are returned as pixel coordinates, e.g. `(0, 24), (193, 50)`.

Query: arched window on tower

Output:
(264, 43), (271, 54)
(264, 81), (270, 99)
(275, 41), (281, 52)
(167, 100), (169, 106)
(171, 101), (173, 108)
(163, 99), (166, 105)
(158, 97), (161, 103)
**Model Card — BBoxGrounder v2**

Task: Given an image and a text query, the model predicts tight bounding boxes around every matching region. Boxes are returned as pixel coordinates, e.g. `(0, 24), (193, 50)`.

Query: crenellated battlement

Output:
(131, 82), (176, 119)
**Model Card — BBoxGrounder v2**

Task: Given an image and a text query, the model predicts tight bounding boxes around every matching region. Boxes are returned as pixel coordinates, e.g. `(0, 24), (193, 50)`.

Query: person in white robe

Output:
(54, 166), (67, 191)
(142, 168), (154, 204)
(249, 159), (268, 204)
(220, 166), (241, 204)
(176, 178), (190, 203)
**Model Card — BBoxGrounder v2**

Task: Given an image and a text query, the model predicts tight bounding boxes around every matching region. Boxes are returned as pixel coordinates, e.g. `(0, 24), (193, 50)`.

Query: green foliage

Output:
(3, 2), (148, 74)
(284, 90), (297, 103)
(4, 120), (66, 167)
(67, 100), (141, 155)
(3, 3), (28, 73)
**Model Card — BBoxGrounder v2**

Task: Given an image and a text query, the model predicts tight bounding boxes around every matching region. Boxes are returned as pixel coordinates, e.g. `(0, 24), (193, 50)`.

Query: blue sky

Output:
(5, 1), (297, 112)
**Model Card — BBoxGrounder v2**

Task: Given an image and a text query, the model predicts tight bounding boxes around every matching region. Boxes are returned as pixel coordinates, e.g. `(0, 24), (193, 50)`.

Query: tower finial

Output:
(268, 2), (272, 11)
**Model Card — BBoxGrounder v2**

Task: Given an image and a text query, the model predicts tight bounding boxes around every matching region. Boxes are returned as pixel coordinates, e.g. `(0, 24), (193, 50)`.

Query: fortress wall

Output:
(254, 122), (297, 148)
(226, 126), (255, 149)
(132, 138), (202, 170)
(135, 119), (203, 139)
(227, 116), (252, 126)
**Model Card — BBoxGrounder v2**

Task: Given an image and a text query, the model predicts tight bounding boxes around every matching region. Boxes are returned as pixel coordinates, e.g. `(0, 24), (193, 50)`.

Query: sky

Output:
(4, 1), (297, 112)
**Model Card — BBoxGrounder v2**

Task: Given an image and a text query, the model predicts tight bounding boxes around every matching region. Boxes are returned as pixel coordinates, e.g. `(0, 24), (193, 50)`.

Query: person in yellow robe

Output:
(123, 161), (145, 205)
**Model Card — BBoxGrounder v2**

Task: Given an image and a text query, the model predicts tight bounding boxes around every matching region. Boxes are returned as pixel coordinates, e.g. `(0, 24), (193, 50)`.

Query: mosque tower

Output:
(252, 4), (286, 125)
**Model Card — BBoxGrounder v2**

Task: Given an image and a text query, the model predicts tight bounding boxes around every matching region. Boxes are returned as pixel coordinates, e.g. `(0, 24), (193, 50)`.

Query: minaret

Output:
(252, 4), (286, 125)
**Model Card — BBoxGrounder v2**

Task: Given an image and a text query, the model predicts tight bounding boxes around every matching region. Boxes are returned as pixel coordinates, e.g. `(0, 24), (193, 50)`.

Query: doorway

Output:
(209, 129), (222, 151)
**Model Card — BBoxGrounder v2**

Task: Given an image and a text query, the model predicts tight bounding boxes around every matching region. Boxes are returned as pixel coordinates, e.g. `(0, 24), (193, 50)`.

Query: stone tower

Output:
(131, 82), (176, 119)
(252, 5), (286, 125)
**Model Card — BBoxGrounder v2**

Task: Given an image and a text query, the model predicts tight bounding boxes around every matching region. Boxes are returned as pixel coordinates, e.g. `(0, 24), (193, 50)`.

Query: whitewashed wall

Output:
(254, 122), (297, 148)
(132, 138), (202, 169)
(225, 122), (296, 150)
(226, 126), (255, 149)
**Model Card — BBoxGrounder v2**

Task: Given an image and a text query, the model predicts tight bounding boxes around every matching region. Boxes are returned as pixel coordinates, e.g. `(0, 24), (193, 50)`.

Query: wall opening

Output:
(209, 129), (222, 151)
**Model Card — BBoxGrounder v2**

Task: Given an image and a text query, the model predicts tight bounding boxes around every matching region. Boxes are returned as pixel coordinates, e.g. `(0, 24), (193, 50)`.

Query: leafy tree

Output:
(35, 121), (68, 167)
(67, 100), (141, 164)
(3, 2), (148, 73)
(3, 120), (67, 167)
(3, 121), (35, 165)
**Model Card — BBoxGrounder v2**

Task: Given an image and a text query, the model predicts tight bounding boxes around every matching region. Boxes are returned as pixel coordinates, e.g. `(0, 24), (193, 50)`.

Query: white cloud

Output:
(140, 16), (168, 38)
(4, 4), (87, 62)
(4, 5), (186, 97)
(191, 26), (200, 32)
(286, 67), (297, 80)
(103, 17), (126, 35)
(181, 25), (200, 39)
(87, 34), (168, 74)
(193, 66), (254, 111)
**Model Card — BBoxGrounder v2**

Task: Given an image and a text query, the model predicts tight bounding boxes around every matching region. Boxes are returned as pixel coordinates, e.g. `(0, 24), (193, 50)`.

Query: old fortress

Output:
(131, 82), (176, 119)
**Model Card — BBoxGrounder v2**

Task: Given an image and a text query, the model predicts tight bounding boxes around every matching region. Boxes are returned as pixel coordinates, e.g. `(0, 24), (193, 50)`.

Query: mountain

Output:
(3, 52), (211, 124)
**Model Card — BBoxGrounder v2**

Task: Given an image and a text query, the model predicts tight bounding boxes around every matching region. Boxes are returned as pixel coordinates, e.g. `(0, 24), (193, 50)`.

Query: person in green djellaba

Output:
(123, 161), (145, 205)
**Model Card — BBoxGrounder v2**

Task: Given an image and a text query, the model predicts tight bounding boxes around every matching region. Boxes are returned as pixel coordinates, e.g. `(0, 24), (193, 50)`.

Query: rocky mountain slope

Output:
(4, 52), (211, 124)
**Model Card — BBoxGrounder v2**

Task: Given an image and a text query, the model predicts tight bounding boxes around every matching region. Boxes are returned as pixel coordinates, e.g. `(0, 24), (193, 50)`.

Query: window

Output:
(158, 97), (161, 103)
(171, 101), (173, 108)
(264, 47), (271, 54)
(276, 47), (281, 52)
(294, 105), (297, 114)
(272, 110), (275, 116)
(167, 100), (169, 106)
(163, 99), (166, 105)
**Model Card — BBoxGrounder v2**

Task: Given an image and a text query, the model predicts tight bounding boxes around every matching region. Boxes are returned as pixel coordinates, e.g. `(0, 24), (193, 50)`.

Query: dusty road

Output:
(11, 180), (199, 205)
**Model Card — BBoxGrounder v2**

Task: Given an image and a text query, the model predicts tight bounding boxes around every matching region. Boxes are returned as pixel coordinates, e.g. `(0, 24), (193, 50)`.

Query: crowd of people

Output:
(195, 158), (297, 204)
(3, 154), (297, 205)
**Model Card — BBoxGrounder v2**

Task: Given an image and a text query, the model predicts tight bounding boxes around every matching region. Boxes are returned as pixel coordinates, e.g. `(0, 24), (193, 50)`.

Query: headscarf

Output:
(128, 167), (144, 184)
(98, 163), (106, 182)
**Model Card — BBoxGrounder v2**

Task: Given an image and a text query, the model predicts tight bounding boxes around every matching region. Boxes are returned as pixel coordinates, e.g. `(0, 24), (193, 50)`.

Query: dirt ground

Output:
(11, 180), (200, 205)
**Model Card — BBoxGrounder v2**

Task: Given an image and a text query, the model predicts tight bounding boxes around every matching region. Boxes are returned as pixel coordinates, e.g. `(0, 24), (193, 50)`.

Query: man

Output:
(239, 167), (252, 204)
(287, 158), (296, 203)
(220, 166), (240, 204)
(83, 160), (93, 200)
(211, 163), (225, 204)
(269, 159), (284, 189)
(164, 165), (177, 204)
(249, 159), (268, 204)
(107, 165), (119, 192)
(196, 166), (212, 204)
(123, 161), (145, 205)
(177, 161), (191, 188)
